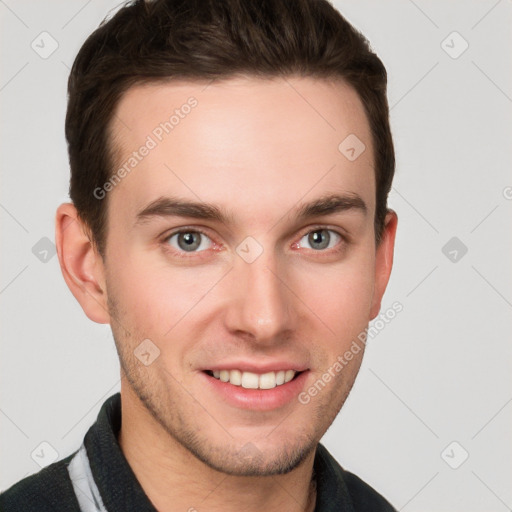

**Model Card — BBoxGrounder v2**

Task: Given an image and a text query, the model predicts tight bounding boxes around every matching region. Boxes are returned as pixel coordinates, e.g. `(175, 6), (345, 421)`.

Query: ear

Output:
(369, 210), (398, 320)
(55, 203), (110, 324)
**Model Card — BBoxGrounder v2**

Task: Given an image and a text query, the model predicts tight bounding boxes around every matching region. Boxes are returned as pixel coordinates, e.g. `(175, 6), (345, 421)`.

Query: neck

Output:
(118, 385), (317, 512)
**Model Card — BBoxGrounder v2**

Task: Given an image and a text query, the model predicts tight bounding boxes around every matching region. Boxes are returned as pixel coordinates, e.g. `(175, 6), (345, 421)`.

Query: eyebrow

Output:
(134, 193), (367, 227)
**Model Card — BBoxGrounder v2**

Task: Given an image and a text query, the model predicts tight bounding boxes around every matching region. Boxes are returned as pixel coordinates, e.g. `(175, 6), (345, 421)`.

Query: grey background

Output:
(1, 1), (511, 510)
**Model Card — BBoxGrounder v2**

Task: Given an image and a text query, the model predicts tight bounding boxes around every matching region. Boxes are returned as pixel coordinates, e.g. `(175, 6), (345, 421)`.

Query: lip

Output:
(202, 360), (309, 373)
(201, 369), (310, 411)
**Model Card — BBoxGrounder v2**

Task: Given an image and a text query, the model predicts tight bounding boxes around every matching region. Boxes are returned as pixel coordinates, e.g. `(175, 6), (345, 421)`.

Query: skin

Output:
(56, 76), (397, 512)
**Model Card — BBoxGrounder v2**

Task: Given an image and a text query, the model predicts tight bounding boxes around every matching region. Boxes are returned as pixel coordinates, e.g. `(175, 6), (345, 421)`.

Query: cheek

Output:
(317, 274), (374, 316)
(109, 252), (221, 337)
(296, 253), (375, 340)
(297, 258), (369, 379)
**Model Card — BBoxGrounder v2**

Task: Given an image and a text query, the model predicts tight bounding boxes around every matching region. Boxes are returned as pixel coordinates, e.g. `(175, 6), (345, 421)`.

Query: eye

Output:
(165, 230), (213, 253)
(297, 229), (342, 251)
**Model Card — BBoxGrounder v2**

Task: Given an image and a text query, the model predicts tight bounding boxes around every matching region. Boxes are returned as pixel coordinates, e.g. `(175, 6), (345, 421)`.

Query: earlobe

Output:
(55, 203), (110, 324)
(369, 210), (398, 320)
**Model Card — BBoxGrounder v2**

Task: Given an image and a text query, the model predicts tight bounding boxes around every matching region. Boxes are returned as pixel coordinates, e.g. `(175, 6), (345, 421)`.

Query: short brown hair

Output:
(66, 0), (394, 257)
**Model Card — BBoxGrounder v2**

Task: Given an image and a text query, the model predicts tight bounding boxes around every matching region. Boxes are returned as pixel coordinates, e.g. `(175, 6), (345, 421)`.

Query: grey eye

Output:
(168, 231), (212, 252)
(299, 229), (341, 251)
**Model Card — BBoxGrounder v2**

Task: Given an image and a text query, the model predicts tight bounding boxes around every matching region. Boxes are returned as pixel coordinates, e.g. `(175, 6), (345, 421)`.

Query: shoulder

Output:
(314, 443), (396, 511)
(0, 453), (81, 512)
(341, 467), (397, 512)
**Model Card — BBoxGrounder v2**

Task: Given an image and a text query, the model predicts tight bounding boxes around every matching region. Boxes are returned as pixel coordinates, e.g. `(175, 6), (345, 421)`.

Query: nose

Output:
(223, 250), (297, 345)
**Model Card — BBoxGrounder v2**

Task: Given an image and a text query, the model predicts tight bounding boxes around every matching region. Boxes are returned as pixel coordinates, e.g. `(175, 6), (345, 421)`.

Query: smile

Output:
(205, 369), (300, 389)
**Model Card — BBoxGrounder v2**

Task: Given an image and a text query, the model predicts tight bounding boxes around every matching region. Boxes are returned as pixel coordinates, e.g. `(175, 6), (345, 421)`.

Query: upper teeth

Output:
(212, 369), (297, 389)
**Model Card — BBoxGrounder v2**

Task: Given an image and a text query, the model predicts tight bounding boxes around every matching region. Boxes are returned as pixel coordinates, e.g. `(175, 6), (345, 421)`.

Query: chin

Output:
(187, 439), (317, 476)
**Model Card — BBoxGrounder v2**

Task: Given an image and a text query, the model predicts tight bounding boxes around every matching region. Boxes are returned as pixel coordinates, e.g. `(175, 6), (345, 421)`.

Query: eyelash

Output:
(161, 225), (348, 259)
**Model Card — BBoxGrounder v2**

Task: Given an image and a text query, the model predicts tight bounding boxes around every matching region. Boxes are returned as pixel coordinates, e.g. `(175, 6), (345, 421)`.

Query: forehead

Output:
(107, 76), (375, 227)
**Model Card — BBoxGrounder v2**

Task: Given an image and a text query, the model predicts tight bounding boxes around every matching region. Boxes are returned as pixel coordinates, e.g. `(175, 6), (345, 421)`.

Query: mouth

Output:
(201, 367), (309, 411)
(203, 369), (303, 390)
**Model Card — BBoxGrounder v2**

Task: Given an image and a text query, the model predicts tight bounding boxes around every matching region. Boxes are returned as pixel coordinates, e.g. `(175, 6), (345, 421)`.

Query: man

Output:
(1, 0), (398, 510)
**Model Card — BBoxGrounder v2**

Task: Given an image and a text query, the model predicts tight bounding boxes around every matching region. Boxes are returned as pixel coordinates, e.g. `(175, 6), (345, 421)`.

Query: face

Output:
(98, 76), (394, 476)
